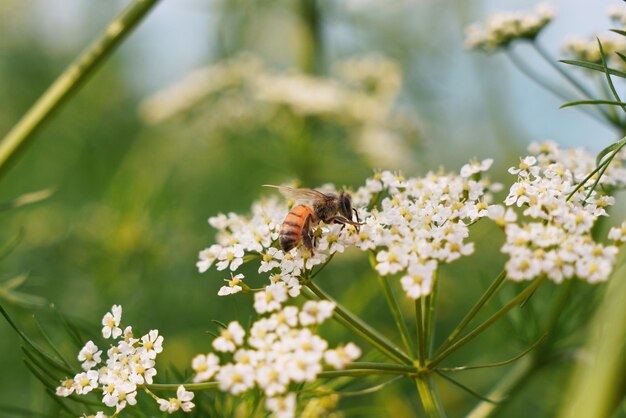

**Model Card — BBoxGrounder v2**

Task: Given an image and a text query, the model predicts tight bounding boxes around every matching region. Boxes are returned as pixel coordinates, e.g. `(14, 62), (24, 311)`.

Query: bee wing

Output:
(263, 185), (329, 201)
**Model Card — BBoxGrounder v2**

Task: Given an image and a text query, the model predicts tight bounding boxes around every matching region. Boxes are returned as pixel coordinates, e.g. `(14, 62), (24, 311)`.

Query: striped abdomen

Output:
(279, 205), (315, 252)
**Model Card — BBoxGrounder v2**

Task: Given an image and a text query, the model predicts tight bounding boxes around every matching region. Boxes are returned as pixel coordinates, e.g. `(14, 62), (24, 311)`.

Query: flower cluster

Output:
(562, 34), (626, 65)
(465, 3), (554, 51)
(138, 53), (420, 169)
(351, 165), (499, 298)
(190, 301), (361, 418)
(608, 5), (626, 27)
(56, 305), (193, 416)
(496, 141), (626, 283)
(199, 164), (499, 302)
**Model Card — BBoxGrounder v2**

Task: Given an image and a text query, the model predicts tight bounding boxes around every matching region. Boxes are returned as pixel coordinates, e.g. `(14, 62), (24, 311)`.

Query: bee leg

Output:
(302, 214), (315, 255)
(329, 215), (362, 228)
(352, 208), (362, 232)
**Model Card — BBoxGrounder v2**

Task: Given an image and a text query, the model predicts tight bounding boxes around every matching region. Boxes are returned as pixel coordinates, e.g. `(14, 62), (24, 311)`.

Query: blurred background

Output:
(0, 0), (624, 416)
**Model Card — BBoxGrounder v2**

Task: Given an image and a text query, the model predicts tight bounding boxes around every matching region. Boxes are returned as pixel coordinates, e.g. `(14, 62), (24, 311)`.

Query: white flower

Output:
(259, 247), (284, 273)
(78, 340), (102, 371)
(213, 321), (246, 352)
(508, 156), (539, 177)
(192, 353), (220, 382)
(141, 329), (164, 359)
(55, 378), (75, 397)
(460, 158), (493, 178)
(487, 205), (517, 228)
(216, 363), (255, 395)
(218, 273), (245, 296)
(400, 261), (436, 299)
(254, 283), (288, 314)
(256, 364), (289, 396)
(157, 385), (195, 413)
(216, 244), (245, 271)
(102, 305), (123, 339)
(324, 342), (362, 369)
(298, 300), (335, 326)
(266, 393), (296, 418)
(375, 246), (408, 275)
(196, 245), (220, 273)
(73, 370), (99, 395)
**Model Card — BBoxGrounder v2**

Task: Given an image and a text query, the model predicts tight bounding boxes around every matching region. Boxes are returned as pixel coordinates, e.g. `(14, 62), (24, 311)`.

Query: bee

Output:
(263, 185), (362, 253)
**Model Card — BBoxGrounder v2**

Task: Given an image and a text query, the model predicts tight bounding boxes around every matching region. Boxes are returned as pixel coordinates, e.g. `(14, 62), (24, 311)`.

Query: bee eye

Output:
(340, 195), (353, 218)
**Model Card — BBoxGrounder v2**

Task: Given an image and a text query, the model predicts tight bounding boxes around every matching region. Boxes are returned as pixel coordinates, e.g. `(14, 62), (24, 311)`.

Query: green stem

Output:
(415, 297), (426, 367)
(429, 276), (546, 369)
(0, 0), (161, 179)
(415, 375), (447, 418)
(434, 270), (507, 357)
(377, 273), (416, 358)
(303, 282), (413, 365)
(371, 252), (415, 358)
(424, 269), (439, 356)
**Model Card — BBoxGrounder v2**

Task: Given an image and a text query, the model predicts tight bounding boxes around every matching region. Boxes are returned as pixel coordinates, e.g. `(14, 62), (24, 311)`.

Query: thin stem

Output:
(532, 41), (617, 124)
(466, 356), (536, 418)
(370, 252), (415, 358)
(424, 269), (439, 356)
(434, 270), (507, 357)
(429, 276), (546, 369)
(415, 297), (426, 367)
(377, 273), (416, 358)
(504, 49), (606, 124)
(415, 375), (447, 418)
(303, 282), (413, 365)
(0, 0), (161, 179)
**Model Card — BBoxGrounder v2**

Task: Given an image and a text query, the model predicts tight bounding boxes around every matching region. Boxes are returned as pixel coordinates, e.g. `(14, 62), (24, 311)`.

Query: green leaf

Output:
(0, 188), (55, 212)
(0, 275), (46, 309)
(597, 38), (626, 115)
(616, 51), (626, 65)
(0, 228), (24, 261)
(0, 290), (47, 310)
(0, 274), (28, 291)
(0, 304), (74, 375)
(610, 29), (626, 37)
(35, 317), (74, 370)
(560, 99), (626, 109)
(596, 136), (626, 166)
(23, 350), (59, 389)
(560, 60), (626, 78)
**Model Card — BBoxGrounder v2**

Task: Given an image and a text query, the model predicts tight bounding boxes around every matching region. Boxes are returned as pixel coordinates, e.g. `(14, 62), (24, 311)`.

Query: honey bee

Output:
(263, 185), (362, 253)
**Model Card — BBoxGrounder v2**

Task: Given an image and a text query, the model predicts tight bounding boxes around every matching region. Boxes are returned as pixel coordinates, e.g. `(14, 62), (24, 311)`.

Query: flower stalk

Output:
(0, 0), (161, 179)
(303, 282), (413, 365)
(429, 276), (546, 369)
